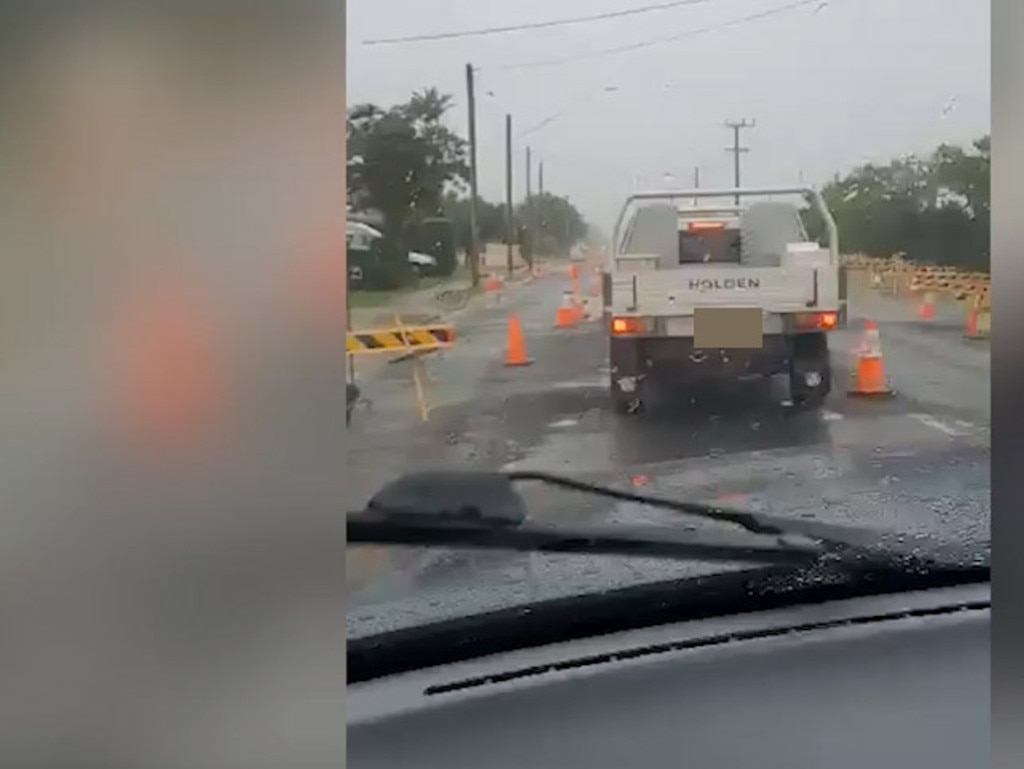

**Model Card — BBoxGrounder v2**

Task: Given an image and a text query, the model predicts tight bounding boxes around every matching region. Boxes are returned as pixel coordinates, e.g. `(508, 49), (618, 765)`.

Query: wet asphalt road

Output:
(345, 267), (990, 636)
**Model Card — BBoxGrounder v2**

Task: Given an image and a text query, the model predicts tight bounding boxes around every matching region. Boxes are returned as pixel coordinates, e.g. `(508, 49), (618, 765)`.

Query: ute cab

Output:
(604, 187), (844, 414)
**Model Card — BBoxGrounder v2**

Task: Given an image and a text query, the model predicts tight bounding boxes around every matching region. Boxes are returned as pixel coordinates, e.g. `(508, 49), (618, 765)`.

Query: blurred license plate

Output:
(693, 307), (763, 349)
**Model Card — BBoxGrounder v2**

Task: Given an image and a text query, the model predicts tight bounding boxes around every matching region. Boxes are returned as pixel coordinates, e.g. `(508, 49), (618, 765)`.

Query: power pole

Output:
(692, 165), (700, 206)
(524, 146), (533, 269)
(533, 159), (544, 258)
(465, 63), (481, 287)
(724, 118), (754, 205)
(504, 114), (514, 279)
(526, 146), (532, 198)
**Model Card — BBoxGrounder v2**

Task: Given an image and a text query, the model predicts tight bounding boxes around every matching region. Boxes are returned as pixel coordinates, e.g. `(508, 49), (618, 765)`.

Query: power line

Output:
(362, 0), (727, 46)
(518, 86), (619, 138)
(482, 0), (823, 145)
(493, 0), (822, 71)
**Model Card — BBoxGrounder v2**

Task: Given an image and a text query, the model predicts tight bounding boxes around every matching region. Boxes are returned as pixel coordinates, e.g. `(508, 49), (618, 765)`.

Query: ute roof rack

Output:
(614, 186), (838, 260)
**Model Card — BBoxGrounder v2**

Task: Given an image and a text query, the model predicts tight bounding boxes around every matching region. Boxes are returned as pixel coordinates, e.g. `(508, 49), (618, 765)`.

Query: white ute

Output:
(603, 186), (846, 414)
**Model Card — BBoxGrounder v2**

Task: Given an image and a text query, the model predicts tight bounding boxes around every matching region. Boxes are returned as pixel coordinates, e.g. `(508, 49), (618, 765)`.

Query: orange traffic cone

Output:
(504, 313), (533, 366)
(964, 293), (991, 340)
(917, 291), (935, 320)
(554, 292), (576, 328)
(965, 298), (979, 337)
(848, 320), (894, 398)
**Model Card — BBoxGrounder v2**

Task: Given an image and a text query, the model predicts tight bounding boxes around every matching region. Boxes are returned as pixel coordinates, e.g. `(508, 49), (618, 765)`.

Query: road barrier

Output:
(843, 253), (990, 337)
(346, 324), (455, 355)
(346, 319), (455, 422)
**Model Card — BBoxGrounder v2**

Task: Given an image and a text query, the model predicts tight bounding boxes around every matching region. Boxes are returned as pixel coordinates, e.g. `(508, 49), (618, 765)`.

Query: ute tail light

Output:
(793, 311), (837, 330)
(611, 316), (646, 335)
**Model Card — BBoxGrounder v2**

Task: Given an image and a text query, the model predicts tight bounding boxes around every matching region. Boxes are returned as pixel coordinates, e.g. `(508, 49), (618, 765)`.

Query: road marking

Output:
(548, 418), (579, 428)
(551, 377), (606, 390)
(821, 410), (844, 421)
(909, 413), (967, 436)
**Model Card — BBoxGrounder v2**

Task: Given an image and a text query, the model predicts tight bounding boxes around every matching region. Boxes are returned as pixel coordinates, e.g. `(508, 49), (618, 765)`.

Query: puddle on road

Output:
(494, 384), (836, 476)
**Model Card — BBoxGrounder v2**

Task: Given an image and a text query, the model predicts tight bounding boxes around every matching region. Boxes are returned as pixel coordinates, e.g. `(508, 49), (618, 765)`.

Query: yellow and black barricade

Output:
(346, 324), (454, 355)
(346, 320), (456, 422)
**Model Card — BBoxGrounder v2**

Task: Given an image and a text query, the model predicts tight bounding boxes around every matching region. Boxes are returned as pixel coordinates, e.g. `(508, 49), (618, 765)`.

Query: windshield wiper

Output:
(346, 470), (927, 567)
(348, 512), (825, 566)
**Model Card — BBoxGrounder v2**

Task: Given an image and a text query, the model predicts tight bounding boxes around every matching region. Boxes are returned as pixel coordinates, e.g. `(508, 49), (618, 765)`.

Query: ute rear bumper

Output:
(610, 334), (796, 387)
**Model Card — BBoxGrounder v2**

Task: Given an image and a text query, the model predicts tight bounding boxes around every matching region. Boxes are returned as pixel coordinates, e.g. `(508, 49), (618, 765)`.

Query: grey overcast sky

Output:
(347, 0), (990, 229)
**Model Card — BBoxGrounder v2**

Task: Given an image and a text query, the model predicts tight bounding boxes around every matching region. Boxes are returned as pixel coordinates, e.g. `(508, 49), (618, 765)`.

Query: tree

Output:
(347, 90), (468, 282)
(516, 192), (587, 257)
(442, 190), (589, 266)
(441, 192), (506, 255)
(802, 136), (989, 272)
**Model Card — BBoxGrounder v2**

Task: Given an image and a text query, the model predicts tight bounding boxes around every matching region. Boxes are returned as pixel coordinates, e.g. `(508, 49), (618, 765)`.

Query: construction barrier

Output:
(843, 253), (990, 304)
(844, 253), (991, 337)
(346, 320), (455, 422)
(346, 324), (455, 355)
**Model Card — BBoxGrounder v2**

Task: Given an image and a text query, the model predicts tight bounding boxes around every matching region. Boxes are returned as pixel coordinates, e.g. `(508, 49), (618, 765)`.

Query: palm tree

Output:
(406, 87), (453, 123)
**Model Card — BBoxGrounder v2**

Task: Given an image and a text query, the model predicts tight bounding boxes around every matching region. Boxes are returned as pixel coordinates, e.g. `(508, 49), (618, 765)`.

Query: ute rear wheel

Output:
(788, 333), (831, 410)
(610, 371), (646, 415)
(611, 390), (645, 415)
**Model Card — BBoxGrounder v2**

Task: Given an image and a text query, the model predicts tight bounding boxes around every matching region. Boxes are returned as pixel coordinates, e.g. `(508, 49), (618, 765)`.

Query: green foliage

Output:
(515, 192), (587, 256)
(441, 190), (587, 268)
(347, 88), (468, 267)
(803, 135), (989, 272)
(441, 193), (507, 253)
(409, 217), (457, 277)
(350, 248), (413, 291)
(348, 84), (592, 291)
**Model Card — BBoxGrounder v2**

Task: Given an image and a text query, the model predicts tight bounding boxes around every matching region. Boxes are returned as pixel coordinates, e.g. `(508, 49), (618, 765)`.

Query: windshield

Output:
(346, 3), (990, 641)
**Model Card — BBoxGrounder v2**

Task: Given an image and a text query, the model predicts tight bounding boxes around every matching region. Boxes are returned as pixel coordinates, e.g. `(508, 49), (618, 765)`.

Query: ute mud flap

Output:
(608, 336), (648, 409)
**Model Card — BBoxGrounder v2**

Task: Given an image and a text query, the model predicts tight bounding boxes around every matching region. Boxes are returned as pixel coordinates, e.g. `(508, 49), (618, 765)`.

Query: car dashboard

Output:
(348, 582), (989, 768)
